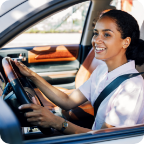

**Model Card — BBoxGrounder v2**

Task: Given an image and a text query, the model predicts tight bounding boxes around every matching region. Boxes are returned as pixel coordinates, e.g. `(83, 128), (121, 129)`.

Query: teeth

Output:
(96, 47), (105, 51)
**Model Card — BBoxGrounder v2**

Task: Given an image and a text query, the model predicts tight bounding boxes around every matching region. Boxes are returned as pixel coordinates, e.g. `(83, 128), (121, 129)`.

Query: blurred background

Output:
(3, 0), (144, 48)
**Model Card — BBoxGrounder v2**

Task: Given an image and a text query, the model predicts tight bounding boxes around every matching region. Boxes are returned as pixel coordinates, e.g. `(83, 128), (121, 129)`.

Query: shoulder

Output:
(122, 71), (144, 92)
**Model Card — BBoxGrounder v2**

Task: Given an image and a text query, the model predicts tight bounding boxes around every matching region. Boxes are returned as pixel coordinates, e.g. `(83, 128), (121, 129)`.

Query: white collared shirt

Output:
(79, 60), (144, 130)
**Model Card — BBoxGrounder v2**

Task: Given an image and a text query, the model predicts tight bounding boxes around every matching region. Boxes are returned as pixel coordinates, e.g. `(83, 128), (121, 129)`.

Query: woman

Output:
(17, 9), (144, 134)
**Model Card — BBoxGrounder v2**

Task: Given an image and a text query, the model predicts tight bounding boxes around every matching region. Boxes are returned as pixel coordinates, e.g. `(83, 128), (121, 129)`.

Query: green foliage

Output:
(73, 19), (81, 26)
(25, 28), (82, 33)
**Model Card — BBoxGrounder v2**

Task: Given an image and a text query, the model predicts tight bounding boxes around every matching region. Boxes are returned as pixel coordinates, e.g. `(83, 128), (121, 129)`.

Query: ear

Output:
(123, 37), (131, 49)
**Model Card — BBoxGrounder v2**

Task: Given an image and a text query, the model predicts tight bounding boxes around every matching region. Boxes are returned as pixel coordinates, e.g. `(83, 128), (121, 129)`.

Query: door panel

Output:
(28, 45), (79, 63)
(0, 44), (81, 89)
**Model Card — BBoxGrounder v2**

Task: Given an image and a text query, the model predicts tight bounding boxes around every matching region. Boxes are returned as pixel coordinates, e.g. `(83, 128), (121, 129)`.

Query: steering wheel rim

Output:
(2, 57), (54, 135)
(2, 57), (36, 105)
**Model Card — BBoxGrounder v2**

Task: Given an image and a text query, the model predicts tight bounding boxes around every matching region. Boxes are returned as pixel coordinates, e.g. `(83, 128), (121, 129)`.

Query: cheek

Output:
(106, 40), (123, 55)
(105, 38), (121, 49)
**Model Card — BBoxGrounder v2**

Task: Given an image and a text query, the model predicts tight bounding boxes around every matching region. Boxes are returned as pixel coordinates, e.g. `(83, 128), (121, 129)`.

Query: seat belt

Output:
(94, 72), (144, 120)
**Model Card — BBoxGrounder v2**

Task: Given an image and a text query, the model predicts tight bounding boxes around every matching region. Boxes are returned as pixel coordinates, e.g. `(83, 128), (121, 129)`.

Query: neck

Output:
(104, 55), (128, 72)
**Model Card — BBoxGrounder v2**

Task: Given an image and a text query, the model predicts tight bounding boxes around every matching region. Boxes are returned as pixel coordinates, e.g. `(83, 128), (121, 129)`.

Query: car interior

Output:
(1, 0), (144, 143)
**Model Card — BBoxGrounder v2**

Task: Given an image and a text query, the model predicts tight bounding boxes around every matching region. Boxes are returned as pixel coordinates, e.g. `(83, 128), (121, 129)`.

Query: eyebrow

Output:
(93, 29), (114, 33)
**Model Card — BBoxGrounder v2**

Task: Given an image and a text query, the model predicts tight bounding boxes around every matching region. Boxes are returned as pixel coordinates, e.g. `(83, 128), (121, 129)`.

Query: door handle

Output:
(11, 54), (26, 61)
(12, 56), (26, 61)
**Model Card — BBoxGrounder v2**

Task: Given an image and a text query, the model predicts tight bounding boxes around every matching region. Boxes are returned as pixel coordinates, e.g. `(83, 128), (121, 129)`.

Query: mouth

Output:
(95, 45), (106, 53)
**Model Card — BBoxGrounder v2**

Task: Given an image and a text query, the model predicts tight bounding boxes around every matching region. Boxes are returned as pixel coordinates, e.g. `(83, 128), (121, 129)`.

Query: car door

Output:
(0, 1), (91, 90)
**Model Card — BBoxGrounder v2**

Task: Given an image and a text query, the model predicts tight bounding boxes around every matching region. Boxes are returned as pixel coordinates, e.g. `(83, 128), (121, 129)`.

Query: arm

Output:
(30, 73), (87, 110)
(19, 103), (91, 134)
(15, 61), (87, 110)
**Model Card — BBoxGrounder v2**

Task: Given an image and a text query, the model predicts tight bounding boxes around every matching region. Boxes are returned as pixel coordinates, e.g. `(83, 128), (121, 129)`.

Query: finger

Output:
(30, 121), (43, 127)
(30, 122), (39, 126)
(15, 61), (22, 68)
(26, 118), (39, 126)
(14, 59), (18, 62)
(32, 97), (38, 105)
(14, 60), (19, 66)
(25, 111), (41, 118)
(27, 117), (43, 126)
(27, 117), (40, 122)
(15, 61), (24, 68)
(19, 62), (26, 67)
(18, 103), (41, 110)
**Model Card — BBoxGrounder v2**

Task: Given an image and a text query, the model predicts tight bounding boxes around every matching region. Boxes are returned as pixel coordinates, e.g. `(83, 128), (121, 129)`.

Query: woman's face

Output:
(92, 16), (126, 61)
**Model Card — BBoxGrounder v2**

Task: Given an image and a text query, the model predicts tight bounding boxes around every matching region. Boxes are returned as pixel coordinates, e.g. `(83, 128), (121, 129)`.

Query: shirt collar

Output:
(107, 60), (136, 81)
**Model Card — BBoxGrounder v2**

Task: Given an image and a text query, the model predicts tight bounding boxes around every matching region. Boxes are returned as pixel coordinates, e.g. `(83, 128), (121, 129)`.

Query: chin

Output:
(95, 55), (107, 61)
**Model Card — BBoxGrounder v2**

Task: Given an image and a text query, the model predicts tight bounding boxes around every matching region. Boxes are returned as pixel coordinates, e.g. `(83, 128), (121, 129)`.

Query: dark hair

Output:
(100, 9), (144, 66)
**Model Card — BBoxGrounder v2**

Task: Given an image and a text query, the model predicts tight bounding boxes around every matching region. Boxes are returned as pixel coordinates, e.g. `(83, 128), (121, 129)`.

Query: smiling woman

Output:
(14, 9), (144, 135)
(81, 9), (144, 130)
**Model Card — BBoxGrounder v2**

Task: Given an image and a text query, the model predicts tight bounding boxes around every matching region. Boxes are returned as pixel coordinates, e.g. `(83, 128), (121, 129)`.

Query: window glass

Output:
(4, 1), (90, 48)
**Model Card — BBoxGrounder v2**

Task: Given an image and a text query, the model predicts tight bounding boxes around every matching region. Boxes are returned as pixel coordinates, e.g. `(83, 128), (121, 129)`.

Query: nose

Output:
(93, 35), (103, 44)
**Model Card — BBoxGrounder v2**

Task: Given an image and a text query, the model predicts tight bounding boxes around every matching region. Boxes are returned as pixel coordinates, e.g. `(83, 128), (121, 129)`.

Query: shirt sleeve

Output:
(78, 76), (92, 101)
(105, 77), (144, 127)
(79, 69), (96, 101)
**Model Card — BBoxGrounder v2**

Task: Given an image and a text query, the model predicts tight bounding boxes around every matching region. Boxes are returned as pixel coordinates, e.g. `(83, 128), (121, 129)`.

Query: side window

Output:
(4, 1), (90, 48)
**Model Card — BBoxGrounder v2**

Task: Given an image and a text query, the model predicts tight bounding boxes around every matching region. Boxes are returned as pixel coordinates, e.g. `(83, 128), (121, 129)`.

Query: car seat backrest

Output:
(136, 65), (144, 79)
(137, 21), (144, 79)
(75, 48), (104, 88)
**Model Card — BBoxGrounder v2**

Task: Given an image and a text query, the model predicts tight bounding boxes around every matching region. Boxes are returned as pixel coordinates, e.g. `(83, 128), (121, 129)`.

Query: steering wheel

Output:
(2, 57), (53, 135)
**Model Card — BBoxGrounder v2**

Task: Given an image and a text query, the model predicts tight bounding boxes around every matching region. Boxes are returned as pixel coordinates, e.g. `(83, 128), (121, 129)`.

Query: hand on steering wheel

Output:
(18, 103), (57, 129)
(14, 59), (34, 78)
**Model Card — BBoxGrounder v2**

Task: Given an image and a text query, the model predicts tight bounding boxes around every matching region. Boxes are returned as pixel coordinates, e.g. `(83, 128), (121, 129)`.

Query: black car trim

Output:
(0, 0), (28, 17)
(80, 1), (92, 44)
(79, 1), (92, 65)
(24, 126), (144, 144)
(0, 0), (89, 47)
(80, 45), (92, 64)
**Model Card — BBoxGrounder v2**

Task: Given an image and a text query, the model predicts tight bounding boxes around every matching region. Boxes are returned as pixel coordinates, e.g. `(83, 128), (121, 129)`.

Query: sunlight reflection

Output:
(12, 10), (24, 19)
(125, 81), (139, 93)
(29, 0), (50, 8)
(124, 119), (135, 125)
(115, 81), (140, 113)
(0, 0), (51, 34)
(107, 108), (120, 126)
(106, 79), (142, 126)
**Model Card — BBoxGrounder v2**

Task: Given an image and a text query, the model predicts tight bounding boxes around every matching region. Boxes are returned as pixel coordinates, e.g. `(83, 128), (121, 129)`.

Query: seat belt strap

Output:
(94, 72), (144, 120)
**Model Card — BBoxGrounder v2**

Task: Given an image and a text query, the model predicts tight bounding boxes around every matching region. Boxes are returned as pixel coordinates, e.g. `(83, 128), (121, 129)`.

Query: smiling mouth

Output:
(95, 47), (106, 53)
(96, 47), (105, 50)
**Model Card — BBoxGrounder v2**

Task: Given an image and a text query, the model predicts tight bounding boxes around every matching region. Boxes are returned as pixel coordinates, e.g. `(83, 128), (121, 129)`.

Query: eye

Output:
(93, 32), (98, 36)
(104, 33), (111, 37)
